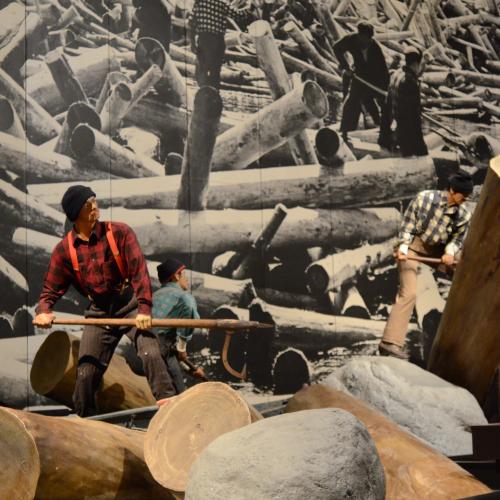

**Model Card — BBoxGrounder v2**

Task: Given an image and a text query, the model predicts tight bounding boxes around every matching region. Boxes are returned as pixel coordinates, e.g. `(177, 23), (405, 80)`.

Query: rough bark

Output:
(285, 385), (491, 499)
(30, 331), (156, 412)
(428, 156), (500, 405)
(3, 407), (173, 499)
(144, 382), (253, 493)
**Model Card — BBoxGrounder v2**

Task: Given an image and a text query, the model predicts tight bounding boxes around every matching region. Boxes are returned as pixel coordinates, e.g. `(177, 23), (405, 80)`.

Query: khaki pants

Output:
(382, 237), (443, 347)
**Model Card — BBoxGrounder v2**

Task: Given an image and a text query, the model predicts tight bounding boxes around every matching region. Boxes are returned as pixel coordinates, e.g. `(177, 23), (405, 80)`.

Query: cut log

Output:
(340, 286), (371, 319)
(53, 101), (101, 155)
(45, 47), (88, 108)
(0, 68), (60, 144)
(135, 37), (187, 107)
(0, 97), (25, 139)
(177, 87), (222, 211)
(95, 71), (131, 114)
(144, 382), (253, 493)
(428, 156), (500, 405)
(248, 299), (401, 353)
(30, 155), (436, 211)
(0, 316), (13, 338)
(249, 20), (318, 165)
(0, 408), (40, 500)
(272, 348), (311, 395)
(0, 13), (46, 80)
(256, 287), (334, 314)
(99, 206), (401, 255)
(211, 81), (328, 171)
(0, 179), (65, 236)
(3, 407), (173, 499)
(0, 254), (28, 297)
(26, 45), (121, 115)
(12, 306), (35, 337)
(30, 330), (156, 412)
(0, 131), (105, 183)
(99, 81), (133, 135)
(285, 385), (492, 499)
(306, 240), (396, 295)
(453, 69), (500, 88)
(129, 63), (163, 109)
(415, 265), (444, 362)
(0, 3), (26, 50)
(422, 71), (456, 87)
(70, 124), (164, 177)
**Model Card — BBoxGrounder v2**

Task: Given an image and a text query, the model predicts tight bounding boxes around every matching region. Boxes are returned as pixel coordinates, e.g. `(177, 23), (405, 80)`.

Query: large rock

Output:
(324, 356), (487, 456)
(186, 408), (385, 500)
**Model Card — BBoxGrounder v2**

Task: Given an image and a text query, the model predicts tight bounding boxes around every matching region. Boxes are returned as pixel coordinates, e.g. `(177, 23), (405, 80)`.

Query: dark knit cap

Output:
(61, 185), (96, 222)
(449, 170), (474, 195)
(357, 21), (374, 37)
(157, 258), (186, 283)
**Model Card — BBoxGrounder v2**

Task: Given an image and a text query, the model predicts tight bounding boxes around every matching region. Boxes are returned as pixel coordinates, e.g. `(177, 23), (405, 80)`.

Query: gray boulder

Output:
(186, 408), (385, 500)
(325, 356), (487, 456)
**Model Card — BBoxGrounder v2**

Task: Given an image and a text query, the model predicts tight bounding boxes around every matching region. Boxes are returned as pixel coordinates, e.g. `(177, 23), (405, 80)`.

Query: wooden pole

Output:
(0, 408), (40, 500)
(285, 385), (492, 499)
(2, 407), (174, 499)
(31, 156), (436, 211)
(26, 45), (121, 115)
(30, 330), (157, 411)
(144, 382), (255, 493)
(0, 97), (25, 139)
(305, 240), (396, 295)
(44, 47), (88, 107)
(69, 123), (164, 177)
(428, 156), (500, 405)
(211, 82), (328, 171)
(0, 68), (60, 144)
(135, 37), (187, 107)
(249, 20), (319, 165)
(177, 86), (223, 211)
(97, 206), (401, 255)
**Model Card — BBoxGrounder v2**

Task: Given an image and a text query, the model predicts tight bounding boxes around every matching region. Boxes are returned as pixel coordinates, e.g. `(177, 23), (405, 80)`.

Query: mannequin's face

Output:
(176, 270), (189, 291)
(76, 196), (100, 225)
(448, 189), (468, 206)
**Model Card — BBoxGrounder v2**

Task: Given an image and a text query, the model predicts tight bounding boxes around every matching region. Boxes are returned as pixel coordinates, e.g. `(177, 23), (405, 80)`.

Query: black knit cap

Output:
(157, 258), (186, 283)
(61, 185), (96, 222)
(449, 170), (474, 196)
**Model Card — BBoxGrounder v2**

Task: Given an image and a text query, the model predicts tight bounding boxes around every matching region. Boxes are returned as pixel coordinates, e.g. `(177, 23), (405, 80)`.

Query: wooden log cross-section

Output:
(285, 385), (491, 499)
(428, 156), (500, 406)
(144, 382), (260, 494)
(30, 330), (156, 412)
(0, 407), (173, 500)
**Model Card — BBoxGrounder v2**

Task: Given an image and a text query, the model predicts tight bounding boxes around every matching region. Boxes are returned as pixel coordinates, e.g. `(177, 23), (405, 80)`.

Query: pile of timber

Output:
(0, 0), (492, 404)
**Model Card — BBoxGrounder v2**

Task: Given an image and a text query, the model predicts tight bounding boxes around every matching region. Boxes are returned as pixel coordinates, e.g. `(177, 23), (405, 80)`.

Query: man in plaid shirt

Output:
(191, 0), (255, 88)
(379, 171), (473, 359)
(34, 185), (176, 416)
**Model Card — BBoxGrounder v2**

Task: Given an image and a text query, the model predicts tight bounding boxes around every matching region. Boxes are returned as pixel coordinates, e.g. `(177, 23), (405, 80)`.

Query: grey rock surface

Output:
(186, 408), (385, 500)
(324, 356), (487, 456)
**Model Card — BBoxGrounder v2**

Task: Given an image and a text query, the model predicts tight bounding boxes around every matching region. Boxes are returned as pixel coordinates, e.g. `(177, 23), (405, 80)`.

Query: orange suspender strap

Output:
(66, 230), (87, 294)
(105, 222), (127, 281)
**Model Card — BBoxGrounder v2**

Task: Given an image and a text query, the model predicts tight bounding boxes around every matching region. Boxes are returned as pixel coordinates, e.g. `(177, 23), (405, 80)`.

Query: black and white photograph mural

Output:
(0, 0), (499, 497)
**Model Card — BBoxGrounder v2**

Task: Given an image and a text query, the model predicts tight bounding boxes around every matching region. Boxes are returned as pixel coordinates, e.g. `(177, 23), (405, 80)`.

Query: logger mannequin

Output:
(379, 171), (473, 359)
(34, 185), (176, 416)
(153, 258), (206, 395)
(333, 21), (389, 144)
(190, 0), (254, 88)
(378, 47), (428, 157)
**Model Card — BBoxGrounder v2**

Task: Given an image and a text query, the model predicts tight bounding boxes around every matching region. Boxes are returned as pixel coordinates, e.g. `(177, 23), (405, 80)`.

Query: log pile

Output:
(0, 0), (494, 404)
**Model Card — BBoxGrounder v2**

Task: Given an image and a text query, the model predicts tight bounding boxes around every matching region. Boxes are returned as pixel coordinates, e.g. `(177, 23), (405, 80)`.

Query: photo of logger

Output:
(0, 0), (498, 416)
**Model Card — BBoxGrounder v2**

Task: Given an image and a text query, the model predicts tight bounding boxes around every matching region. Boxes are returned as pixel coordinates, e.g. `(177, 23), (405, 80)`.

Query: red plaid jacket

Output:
(36, 221), (153, 315)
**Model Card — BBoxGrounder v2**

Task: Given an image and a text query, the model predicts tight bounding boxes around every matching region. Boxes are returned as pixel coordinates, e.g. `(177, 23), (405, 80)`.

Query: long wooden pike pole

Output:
(48, 317), (271, 329)
(406, 255), (458, 265)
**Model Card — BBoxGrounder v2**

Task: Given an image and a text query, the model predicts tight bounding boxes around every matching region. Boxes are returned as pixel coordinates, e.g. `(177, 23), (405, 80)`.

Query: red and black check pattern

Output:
(192, 0), (252, 35)
(36, 221), (153, 315)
